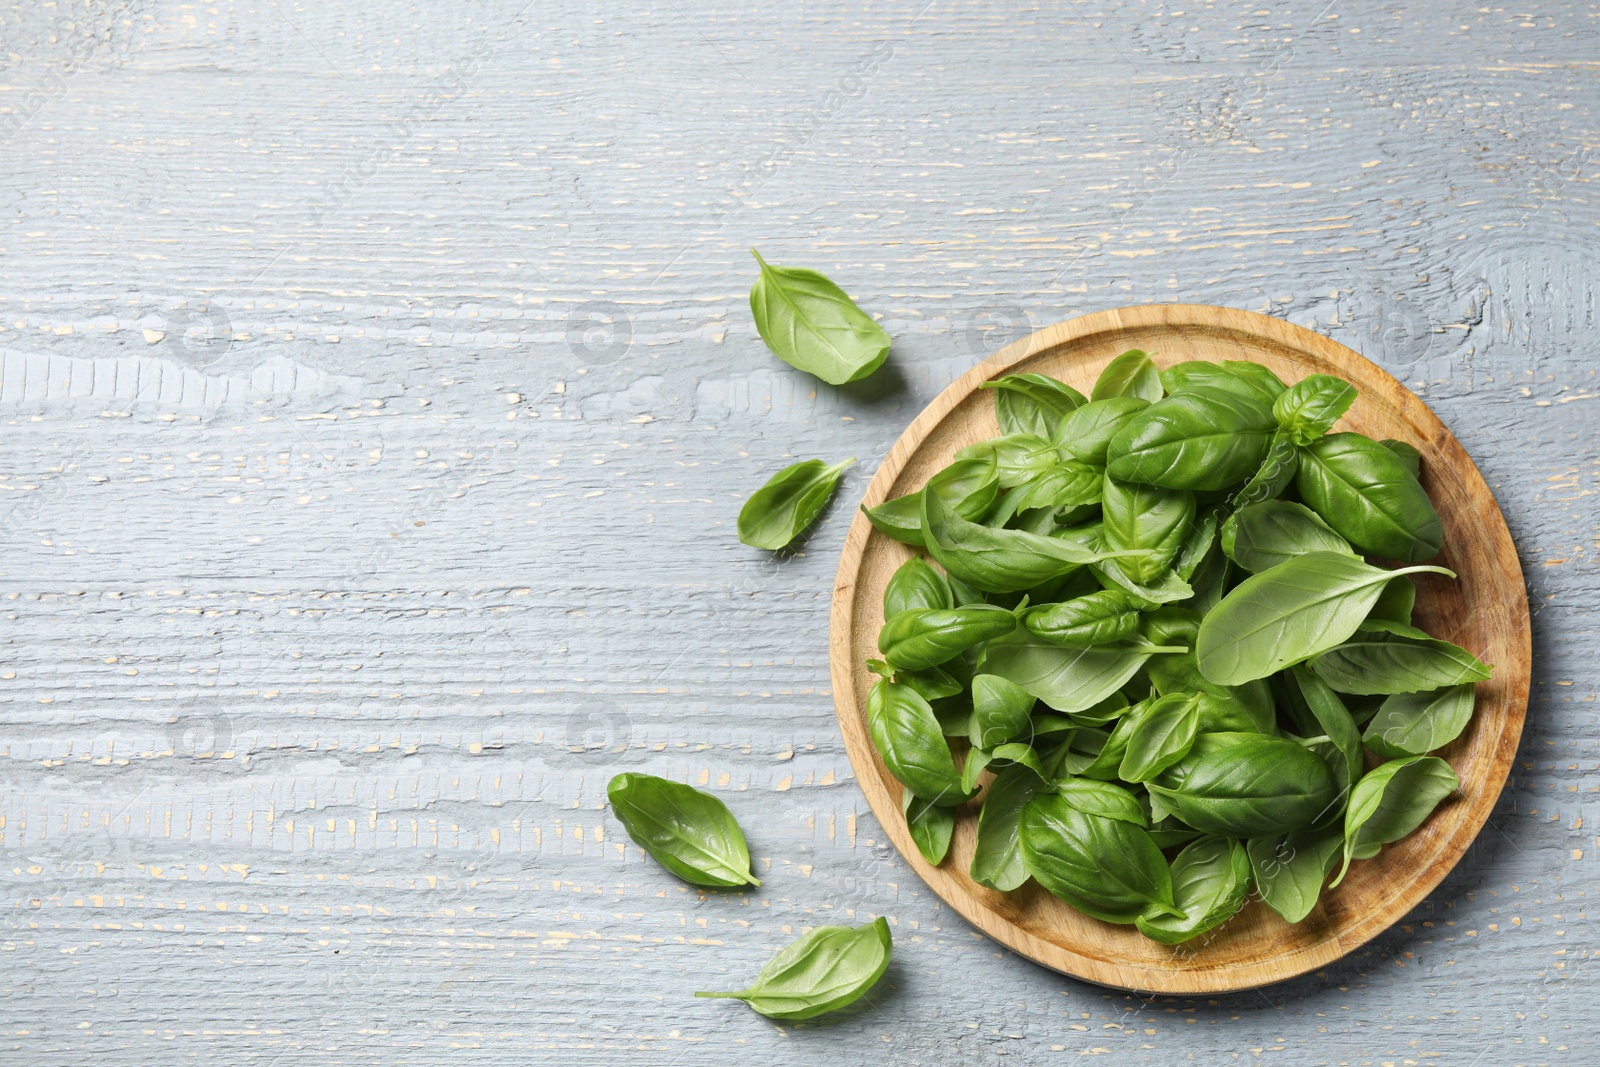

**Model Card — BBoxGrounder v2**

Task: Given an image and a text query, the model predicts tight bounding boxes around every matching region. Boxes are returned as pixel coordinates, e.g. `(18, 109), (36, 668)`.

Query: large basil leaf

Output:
(879, 605), (1018, 671)
(1135, 837), (1252, 944)
(1102, 477), (1196, 584)
(737, 458), (854, 550)
(1309, 625), (1492, 695)
(969, 673), (1037, 748)
(982, 373), (1087, 440)
(883, 556), (953, 618)
(1331, 755), (1458, 886)
(749, 250), (889, 385)
(969, 763), (1048, 891)
(1148, 732), (1337, 838)
(1019, 794), (1181, 923)
(866, 680), (971, 805)
(607, 773), (761, 887)
(1106, 388), (1278, 490)
(1055, 776), (1147, 825)
(1091, 349), (1164, 403)
(1247, 825), (1342, 923)
(1231, 430), (1301, 508)
(1221, 500), (1353, 574)
(903, 791), (955, 866)
(1296, 432), (1442, 562)
(1195, 552), (1455, 686)
(862, 493), (926, 546)
(1059, 396), (1150, 464)
(980, 631), (1167, 713)
(696, 917), (892, 1019)
(1022, 589), (1140, 647)
(1273, 374), (1358, 446)
(1119, 691), (1202, 783)
(1159, 360), (1284, 407)
(1361, 683), (1477, 757)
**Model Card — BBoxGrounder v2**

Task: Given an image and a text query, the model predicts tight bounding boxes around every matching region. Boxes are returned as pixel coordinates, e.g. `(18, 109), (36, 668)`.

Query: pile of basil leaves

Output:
(862, 350), (1490, 944)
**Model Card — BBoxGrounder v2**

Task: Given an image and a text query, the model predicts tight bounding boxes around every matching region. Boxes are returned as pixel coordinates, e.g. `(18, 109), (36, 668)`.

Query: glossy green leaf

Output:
(866, 680), (971, 805)
(1106, 388), (1278, 491)
(1008, 461), (1103, 513)
(862, 493), (926, 546)
(738, 458), (854, 550)
(1195, 552), (1456, 686)
(1361, 683), (1477, 757)
(1297, 432), (1442, 562)
(1058, 396), (1151, 464)
(969, 673), (1037, 748)
(696, 917), (892, 1019)
(749, 250), (889, 385)
(1309, 625), (1492, 695)
(982, 373), (1087, 440)
(1148, 732), (1337, 838)
(1369, 575), (1417, 625)
(1147, 649), (1277, 735)
(1221, 500), (1353, 574)
(895, 659), (968, 702)
(980, 631), (1170, 713)
(903, 790), (955, 866)
(879, 605), (1017, 671)
(1246, 825), (1342, 924)
(1158, 360), (1285, 407)
(1055, 776), (1147, 825)
(1381, 438), (1423, 478)
(608, 773), (761, 887)
(1091, 349), (1164, 403)
(1273, 374), (1358, 446)
(1172, 507), (1221, 582)
(1019, 794), (1181, 923)
(1231, 430), (1301, 508)
(1288, 664), (1364, 809)
(1331, 756), (1458, 886)
(1022, 589), (1140, 647)
(970, 764), (1048, 891)
(1135, 837), (1252, 944)
(883, 556), (953, 618)
(1119, 691), (1202, 783)
(957, 433), (1063, 489)
(1102, 477), (1196, 584)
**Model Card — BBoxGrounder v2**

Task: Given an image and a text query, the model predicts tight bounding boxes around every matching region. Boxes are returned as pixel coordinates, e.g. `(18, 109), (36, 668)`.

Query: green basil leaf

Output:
(607, 773), (761, 887)
(980, 631), (1166, 713)
(1066, 689), (1131, 727)
(879, 605), (1018, 671)
(947, 573), (991, 607)
(748, 250), (890, 386)
(1102, 477), (1197, 584)
(1381, 438), (1423, 478)
(1022, 589), (1140, 647)
(862, 493), (926, 546)
(1119, 691), (1202, 783)
(1221, 500), (1353, 574)
(1077, 695), (1150, 780)
(883, 556), (954, 618)
(931, 692), (976, 737)
(903, 790), (956, 866)
(696, 917), (892, 1019)
(1195, 552), (1456, 686)
(1149, 732), (1337, 838)
(929, 454), (1003, 519)
(1135, 836), (1252, 944)
(867, 680), (972, 805)
(1172, 507), (1222, 582)
(1246, 825), (1343, 924)
(990, 741), (1048, 778)
(1309, 628), (1492, 695)
(960, 745), (994, 794)
(1331, 755), (1458, 887)
(1230, 430), (1301, 508)
(1106, 388), (1278, 490)
(1369, 575), (1417, 625)
(970, 763), (1049, 891)
(1158, 360), (1284, 408)
(1059, 396), (1151, 463)
(957, 433), (1063, 488)
(1055, 776), (1148, 825)
(970, 673), (1037, 748)
(738, 457), (855, 550)
(896, 660), (968, 702)
(1273, 374), (1358, 446)
(981, 373), (1087, 440)
(1008, 461), (1103, 512)
(1020, 794), (1181, 923)
(1296, 432), (1443, 562)
(1288, 664), (1364, 811)
(1362, 683), (1477, 758)
(1180, 535), (1232, 614)
(1091, 349), (1164, 403)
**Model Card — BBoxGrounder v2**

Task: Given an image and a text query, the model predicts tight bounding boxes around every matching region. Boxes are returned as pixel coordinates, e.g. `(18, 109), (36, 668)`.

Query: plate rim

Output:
(827, 303), (1531, 993)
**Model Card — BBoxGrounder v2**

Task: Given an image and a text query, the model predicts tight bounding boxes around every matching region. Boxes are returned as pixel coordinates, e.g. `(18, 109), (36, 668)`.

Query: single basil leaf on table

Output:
(1157, 360), (1285, 408)
(1059, 396), (1150, 464)
(1135, 836), (1253, 945)
(696, 917), (892, 1020)
(1308, 626), (1492, 695)
(1296, 432), (1443, 562)
(1195, 551), (1456, 686)
(862, 493), (926, 546)
(1380, 438), (1423, 478)
(902, 790), (955, 866)
(1119, 691), (1202, 783)
(748, 249), (889, 386)
(1105, 387), (1278, 491)
(867, 679), (973, 805)
(738, 457), (855, 550)
(969, 673), (1038, 748)
(1055, 776), (1147, 825)
(957, 433), (1063, 489)
(1101, 477), (1197, 584)
(879, 605), (1018, 671)
(1022, 589), (1140, 647)
(970, 763), (1049, 891)
(1221, 500), (1354, 574)
(1247, 824), (1343, 924)
(981, 373), (1087, 440)
(1369, 574), (1417, 624)
(1230, 430), (1301, 508)
(1020, 794), (1182, 923)
(1147, 732), (1337, 838)
(980, 630), (1171, 714)
(1362, 683), (1477, 758)
(1273, 373), (1359, 446)
(1331, 755), (1459, 887)
(1091, 349), (1164, 403)
(607, 773), (761, 887)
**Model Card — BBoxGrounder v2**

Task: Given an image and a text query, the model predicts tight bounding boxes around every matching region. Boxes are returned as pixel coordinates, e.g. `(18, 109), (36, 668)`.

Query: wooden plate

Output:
(828, 304), (1530, 993)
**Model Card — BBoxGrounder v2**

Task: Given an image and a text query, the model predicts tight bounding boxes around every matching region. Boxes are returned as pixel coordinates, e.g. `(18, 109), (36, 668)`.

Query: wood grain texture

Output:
(0, 0), (1596, 1063)
(831, 304), (1530, 992)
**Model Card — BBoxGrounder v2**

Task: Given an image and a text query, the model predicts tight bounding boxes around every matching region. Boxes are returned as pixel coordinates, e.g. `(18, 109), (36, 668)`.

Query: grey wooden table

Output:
(1, 1), (1594, 1064)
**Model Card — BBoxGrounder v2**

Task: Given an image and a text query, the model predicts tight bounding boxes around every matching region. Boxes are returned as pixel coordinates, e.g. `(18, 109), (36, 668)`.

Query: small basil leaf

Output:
(1102, 477), (1197, 584)
(749, 250), (889, 386)
(1077, 695), (1150, 780)
(1221, 500), (1354, 574)
(1118, 691), (1202, 783)
(1158, 360), (1284, 407)
(738, 457), (855, 550)
(1022, 589), (1140, 647)
(608, 773), (761, 887)
(1288, 664), (1365, 816)
(867, 680), (972, 805)
(1091, 349), (1164, 403)
(989, 741), (1048, 778)
(981, 373), (1087, 440)
(1230, 430), (1301, 508)
(1308, 628), (1492, 695)
(1135, 837), (1252, 944)
(1106, 388), (1278, 491)
(1195, 552), (1456, 686)
(960, 745), (994, 794)
(1246, 825), (1343, 924)
(696, 917), (892, 1020)
(862, 493), (926, 546)
(1055, 776), (1147, 825)
(879, 605), (1018, 671)
(1020, 794), (1181, 923)
(1331, 756), (1458, 887)
(970, 763), (1049, 891)
(970, 673), (1038, 748)
(1148, 732), (1337, 838)
(902, 791), (956, 866)
(980, 631), (1167, 714)
(1273, 374), (1358, 446)
(1296, 432), (1442, 562)
(896, 661), (968, 702)
(883, 556), (954, 618)
(1059, 396), (1151, 464)
(1361, 683), (1477, 757)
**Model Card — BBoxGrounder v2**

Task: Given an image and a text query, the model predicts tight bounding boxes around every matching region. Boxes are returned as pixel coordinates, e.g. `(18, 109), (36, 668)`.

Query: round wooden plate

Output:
(829, 304), (1530, 993)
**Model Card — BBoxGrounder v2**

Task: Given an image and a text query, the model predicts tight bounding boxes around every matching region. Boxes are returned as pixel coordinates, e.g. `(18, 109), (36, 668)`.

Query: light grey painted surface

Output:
(0, 1), (1595, 1063)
